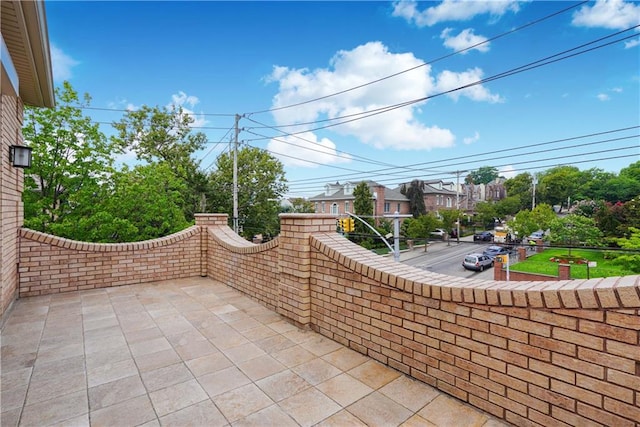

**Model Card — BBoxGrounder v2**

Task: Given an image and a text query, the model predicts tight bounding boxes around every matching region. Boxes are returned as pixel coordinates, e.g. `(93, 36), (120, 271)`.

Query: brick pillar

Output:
(558, 264), (571, 280)
(194, 214), (229, 277)
(536, 240), (544, 253)
(518, 247), (527, 262)
(278, 214), (336, 327)
(494, 259), (504, 281)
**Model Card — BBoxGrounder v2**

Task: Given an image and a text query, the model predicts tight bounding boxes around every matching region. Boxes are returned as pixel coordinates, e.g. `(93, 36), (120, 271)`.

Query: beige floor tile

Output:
(273, 345), (317, 368)
(82, 316), (119, 332)
(85, 345), (131, 370)
(348, 360), (402, 389)
(299, 335), (344, 356)
(212, 383), (273, 423)
(315, 409), (368, 427)
(232, 403), (299, 427)
(254, 334), (296, 353)
(155, 315), (197, 336)
(347, 391), (413, 427)
(198, 366), (251, 397)
(165, 329), (207, 347)
(88, 374), (146, 410)
(84, 333), (127, 354)
(239, 324), (279, 342)
(87, 357), (138, 387)
(418, 395), (489, 427)
(208, 329), (250, 350)
(267, 320), (299, 334)
(223, 342), (266, 364)
(35, 342), (84, 364)
(48, 412), (90, 427)
(321, 347), (369, 371)
(236, 354), (286, 381)
(141, 362), (194, 392)
(255, 370), (311, 402)
(379, 375), (440, 412)
(185, 352), (233, 377)
(282, 328), (316, 344)
(1, 384), (28, 411)
(400, 414), (438, 427)
(149, 379), (208, 417)
(1, 366), (33, 391)
(25, 371), (86, 405)
(90, 394), (157, 427)
(1, 407), (21, 427)
(316, 373), (374, 407)
(291, 357), (342, 385)
(159, 399), (227, 426)
(129, 336), (172, 357)
(174, 339), (217, 361)
(123, 326), (164, 344)
(19, 390), (88, 427)
(118, 312), (156, 332)
(278, 387), (341, 427)
(134, 348), (182, 373)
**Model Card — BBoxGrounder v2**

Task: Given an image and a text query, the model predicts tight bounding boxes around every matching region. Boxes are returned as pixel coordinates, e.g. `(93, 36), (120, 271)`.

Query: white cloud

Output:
(572, 0), (640, 30)
(266, 41), (502, 162)
(267, 132), (351, 167)
(435, 68), (504, 103)
(50, 43), (80, 82)
(392, 0), (520, 27)
(624, 38), (640, 48)
(597, 93), (610, 101)
(499, 165), (517, 179)
(463, 131), (480, 145)
(167, 91), (208, 128)
(612, 87), (623, 93)
(440, 28), (490, 53)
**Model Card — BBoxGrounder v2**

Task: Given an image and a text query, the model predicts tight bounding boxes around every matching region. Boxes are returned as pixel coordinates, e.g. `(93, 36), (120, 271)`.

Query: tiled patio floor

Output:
(1, 277), (510, 427)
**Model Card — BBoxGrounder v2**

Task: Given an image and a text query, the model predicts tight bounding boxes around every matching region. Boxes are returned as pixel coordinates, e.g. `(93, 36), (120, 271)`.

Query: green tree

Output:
(467, 166), (499, 185)
(111, 104), (208, 220)
(494, 196), (521, 217)
(549, 214), (603, 255)
(353, 182), (374, 234)
(537, 166), (584, 212)
(208, 146), (287, 240)
(611, 227), (640, 273)
(474, 201), (498, 228)
(504, 172), (533, 211)
(23, 81), (114, 235)
(284, 197), (315, 213)
(400, 180), (426, 218)
(507, 204), (555, 240)
(439, 209), (462, 234)
(402, 213), (441, 248)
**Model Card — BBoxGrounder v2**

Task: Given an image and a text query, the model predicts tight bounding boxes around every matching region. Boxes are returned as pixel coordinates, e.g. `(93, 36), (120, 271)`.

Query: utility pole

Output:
(456, 170), (460, 244)
(233, 114), (240, 234)
(532, 176), (537, 210)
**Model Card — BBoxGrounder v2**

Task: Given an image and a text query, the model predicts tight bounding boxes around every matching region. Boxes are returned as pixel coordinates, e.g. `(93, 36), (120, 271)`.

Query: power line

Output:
(244, 1), (588, 116)
(83, 106), (236, 117)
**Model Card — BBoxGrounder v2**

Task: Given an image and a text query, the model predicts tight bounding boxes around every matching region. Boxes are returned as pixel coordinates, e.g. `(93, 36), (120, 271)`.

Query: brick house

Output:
(1, 0), (55, 323)
(309, 180), (410, 219)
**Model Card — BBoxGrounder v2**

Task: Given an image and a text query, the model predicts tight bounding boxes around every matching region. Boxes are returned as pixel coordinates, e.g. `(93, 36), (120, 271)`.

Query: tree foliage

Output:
(549, 214), (603, 254)
(467, 166), (499, 185)
(23, 81), (114, 235)
(402, 213), (441, 240)
(284, 198), (315, 213)
(610, 227), (640, 273)
(208, 146), (287, 240)
(353, 182), (374, 233)
(400, 180), (426, 218)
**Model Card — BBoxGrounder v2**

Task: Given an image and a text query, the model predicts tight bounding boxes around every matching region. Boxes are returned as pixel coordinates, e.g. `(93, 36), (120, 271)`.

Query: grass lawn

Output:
(510, 248), (635, 279)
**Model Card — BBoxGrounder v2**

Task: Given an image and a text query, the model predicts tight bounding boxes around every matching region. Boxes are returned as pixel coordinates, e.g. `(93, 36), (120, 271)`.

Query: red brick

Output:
(471, 309), (507, 326)
(490, 323), (528, 343)
(530, 335), (576, 356)
(507, 388), (550, 414)
(607, 340), (640, 361)
(529, 384), (575, 411)
(552, 353), (605, 379)
(508, 365), (550, 389)
(577, 402), (635, 427)
(489, 370), (527, 393)
(471, 353), (506, 373)
(603, 397), (640, 423)
(553, 327), (604, 350)
(576, 374), (634, 404)
(490, 347), (528, 368)
(529, 409), (572, 427)
(531, 310), (577, 329)
(509, 340), (551, 361)
(489, 391), (527, 417)
(470, 372), (505, 395)
(468, 394), (504, 419)
(580, 319), (638, 344)
(551, 406), (604, 427)
(471, 330), (507, 349)
(606, 311), (640, 330)
(607, 369), (640, 391)
(578, 347), (636, 374)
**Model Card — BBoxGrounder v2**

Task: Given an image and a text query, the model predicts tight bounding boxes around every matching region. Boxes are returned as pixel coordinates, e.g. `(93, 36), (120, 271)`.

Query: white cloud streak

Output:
(392, 0), (520, 27)
(168, 91), (208, 128)
(50, 43), (80, 82)
(463, 131), (480, 145)
(572, 0), (640, 30)
(440, 28), (490, 53)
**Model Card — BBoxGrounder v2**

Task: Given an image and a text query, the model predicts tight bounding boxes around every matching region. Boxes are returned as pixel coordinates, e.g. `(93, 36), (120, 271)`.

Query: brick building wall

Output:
(18, 226), (201, 296)
(0, 94), (24, 320)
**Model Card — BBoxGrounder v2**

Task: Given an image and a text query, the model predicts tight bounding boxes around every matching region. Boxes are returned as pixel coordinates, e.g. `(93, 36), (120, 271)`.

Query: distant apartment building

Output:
(309, 181), (410, 219)
(460, 178), (508, 211)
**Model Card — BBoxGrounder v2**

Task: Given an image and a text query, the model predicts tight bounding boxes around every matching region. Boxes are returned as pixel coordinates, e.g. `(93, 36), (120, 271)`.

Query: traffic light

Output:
(346, 217), (355, 232)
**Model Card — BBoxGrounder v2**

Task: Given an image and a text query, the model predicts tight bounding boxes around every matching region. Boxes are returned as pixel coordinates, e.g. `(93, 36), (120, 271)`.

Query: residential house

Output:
(1, 0), (54, 323)
(309, 181), (410, 221)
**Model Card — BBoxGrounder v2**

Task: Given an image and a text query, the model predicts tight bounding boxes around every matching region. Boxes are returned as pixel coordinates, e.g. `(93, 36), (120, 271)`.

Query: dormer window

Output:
(344, 183), (353, 196)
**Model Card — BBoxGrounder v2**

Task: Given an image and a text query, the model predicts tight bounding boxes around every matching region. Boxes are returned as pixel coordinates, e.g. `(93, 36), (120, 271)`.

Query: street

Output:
(398, 237), (498, 280)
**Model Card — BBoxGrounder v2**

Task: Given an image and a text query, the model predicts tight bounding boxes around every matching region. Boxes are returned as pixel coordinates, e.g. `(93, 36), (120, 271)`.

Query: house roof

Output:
(1, 0), (54, 107)
(309, 180), (407, 202)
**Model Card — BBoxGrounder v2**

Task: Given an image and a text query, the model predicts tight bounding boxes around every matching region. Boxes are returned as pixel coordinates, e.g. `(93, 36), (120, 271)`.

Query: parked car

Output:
(431, 228), (447, 237)
(483, 245), (511, 259)
(473, 231), (494, 242)
(528, 231), (544, 240)
(462, 253), (494, 271)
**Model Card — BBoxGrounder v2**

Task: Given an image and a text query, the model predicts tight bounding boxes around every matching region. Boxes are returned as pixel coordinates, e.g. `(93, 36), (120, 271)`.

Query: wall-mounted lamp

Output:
(9, 145), (32, 168)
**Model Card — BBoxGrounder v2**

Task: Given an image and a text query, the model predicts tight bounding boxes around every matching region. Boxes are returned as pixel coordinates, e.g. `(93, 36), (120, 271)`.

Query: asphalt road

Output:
(399, 238), (498, 280)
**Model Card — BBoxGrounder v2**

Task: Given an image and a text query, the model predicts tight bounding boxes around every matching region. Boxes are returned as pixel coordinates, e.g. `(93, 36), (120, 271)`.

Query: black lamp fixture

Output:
(9, 145), (32, 168)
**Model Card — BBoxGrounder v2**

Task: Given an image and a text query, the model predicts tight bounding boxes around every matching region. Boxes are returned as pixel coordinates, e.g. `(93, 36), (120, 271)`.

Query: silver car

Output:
(462, 253), (494, 272)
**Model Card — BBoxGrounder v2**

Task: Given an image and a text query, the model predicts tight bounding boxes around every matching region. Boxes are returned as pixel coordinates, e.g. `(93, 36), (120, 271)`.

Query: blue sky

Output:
(46, 0), (639, 198)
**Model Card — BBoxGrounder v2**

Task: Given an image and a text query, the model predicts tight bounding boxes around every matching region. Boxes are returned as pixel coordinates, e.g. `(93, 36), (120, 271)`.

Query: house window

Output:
(331, 203), (338, 214)
(397, 203), (401, 213)
(447, 197), (452, 208)
(321, 202), (325, 213)
(315, 202), (318, 213)
(384, 202), (390, 213)
(345, 201), (350, 213)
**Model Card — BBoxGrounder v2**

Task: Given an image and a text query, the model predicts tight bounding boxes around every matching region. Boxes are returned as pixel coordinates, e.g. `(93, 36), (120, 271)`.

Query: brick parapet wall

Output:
(309, 232), (640, 427)
(17, 226), (202, 296)
(201, 214), (280, 311)
(1, 94), (24, 321)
